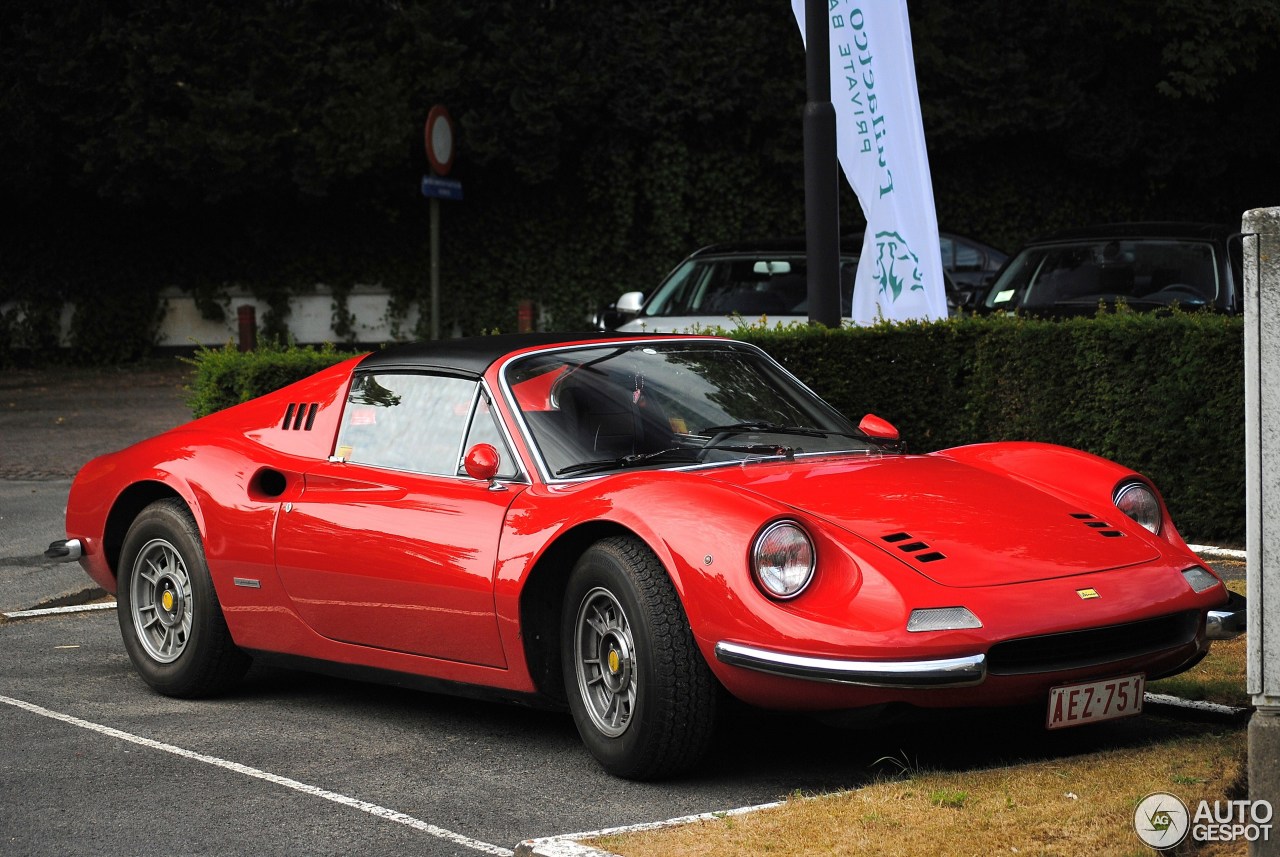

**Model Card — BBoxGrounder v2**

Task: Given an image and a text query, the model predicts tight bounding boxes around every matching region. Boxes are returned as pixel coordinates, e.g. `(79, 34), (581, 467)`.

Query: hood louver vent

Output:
(1069, 512), (1124, 538)
(281, 402), (319, 431)
(881, 531), (946, 563)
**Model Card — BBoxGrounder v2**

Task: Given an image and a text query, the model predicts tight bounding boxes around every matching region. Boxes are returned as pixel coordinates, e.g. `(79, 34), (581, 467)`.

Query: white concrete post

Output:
(1245, 206), (1280, 857)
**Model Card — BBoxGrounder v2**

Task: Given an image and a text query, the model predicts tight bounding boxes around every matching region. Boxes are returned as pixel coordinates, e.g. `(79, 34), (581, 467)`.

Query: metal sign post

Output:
(423, 105), (461, 340)
(802, 0), (841, 329)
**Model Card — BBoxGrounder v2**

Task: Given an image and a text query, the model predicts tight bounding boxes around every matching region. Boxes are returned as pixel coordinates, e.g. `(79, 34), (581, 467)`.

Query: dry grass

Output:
(595, 578), (1252, 857)
(595, 731), (1246, 856)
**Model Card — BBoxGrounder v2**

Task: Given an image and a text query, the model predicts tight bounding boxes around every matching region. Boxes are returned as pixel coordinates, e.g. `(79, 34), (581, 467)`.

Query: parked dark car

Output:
(598, 234), (978, 332)
(981, 222), (1243, 318)
(939, 232), (1007, 294)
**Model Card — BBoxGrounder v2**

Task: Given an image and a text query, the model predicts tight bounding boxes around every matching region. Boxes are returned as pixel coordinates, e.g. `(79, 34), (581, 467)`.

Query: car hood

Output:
(698, 454), (1161, 587)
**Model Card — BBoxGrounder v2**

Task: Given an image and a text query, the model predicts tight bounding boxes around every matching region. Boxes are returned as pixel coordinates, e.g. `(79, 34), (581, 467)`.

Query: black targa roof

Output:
(355, 331), (691, 377)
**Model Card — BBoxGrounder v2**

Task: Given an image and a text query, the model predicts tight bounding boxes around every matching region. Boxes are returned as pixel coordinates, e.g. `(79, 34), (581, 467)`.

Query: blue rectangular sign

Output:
(421, 175), (463, 201)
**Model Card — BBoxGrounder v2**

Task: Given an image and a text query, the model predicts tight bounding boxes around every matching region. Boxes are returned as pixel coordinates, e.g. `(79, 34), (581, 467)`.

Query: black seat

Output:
(557, 372), (674, 458)
(558, 376), (638, 456)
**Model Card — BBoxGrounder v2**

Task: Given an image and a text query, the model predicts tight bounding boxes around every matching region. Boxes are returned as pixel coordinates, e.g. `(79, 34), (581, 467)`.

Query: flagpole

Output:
(804, 0), (841, 328)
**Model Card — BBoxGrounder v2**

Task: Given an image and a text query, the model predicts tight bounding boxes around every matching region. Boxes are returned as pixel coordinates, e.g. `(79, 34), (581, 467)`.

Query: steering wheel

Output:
(1149, 283), (1205, 302)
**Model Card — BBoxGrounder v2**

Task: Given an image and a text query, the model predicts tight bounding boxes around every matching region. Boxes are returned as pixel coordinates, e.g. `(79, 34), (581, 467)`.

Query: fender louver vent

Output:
(1069, 512), (1124, 538)
(281, 402), (319, 431)
(881, 531), (946, 563)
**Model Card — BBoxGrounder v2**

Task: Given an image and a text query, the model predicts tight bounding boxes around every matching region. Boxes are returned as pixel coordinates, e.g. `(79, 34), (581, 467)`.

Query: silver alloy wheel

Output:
(129, 537), (193, 664)
(573, 586), (637, 738)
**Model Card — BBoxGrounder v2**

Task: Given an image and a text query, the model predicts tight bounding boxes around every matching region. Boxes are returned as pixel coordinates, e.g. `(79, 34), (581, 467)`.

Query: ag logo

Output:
(873, 230), (924, 303)
(1134, 792), (1190, 848)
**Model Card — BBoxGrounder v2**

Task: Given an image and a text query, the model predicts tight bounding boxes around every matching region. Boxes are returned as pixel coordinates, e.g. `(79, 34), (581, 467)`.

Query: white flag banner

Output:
(792, 1), (947, 323)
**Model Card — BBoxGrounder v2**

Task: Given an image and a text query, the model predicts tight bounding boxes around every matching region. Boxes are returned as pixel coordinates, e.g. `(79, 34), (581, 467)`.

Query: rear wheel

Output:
(117, 498), (250, 697)
(561, 536), (718, 779)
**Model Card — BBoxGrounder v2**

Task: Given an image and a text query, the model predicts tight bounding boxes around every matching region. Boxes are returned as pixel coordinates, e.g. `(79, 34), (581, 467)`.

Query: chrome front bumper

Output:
(1206, 590), (1247, 640)
(44, 539), (83, 562)
(718, 591), (1247, 688)
(713, 641), (987, 689)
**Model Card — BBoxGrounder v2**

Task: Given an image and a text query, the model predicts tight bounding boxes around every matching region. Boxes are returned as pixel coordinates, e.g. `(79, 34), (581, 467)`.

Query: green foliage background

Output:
(3, 1), (1279, 358)
(186, 312), (1244, 542)
(0, 1), (1264, 538)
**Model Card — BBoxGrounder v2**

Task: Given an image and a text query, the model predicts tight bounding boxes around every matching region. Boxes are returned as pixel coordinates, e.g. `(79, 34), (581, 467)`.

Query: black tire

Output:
(116, 498), (250, 697)
(561, 536), (719, 779)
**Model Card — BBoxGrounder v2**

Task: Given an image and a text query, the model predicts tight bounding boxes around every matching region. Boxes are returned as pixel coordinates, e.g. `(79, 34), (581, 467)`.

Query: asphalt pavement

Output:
(0, 360), (193, 613)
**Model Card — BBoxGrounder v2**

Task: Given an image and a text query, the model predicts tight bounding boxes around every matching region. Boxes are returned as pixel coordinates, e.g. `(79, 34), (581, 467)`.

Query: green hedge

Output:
(185, 342), (363, 419)
(186, 312), (1244, 542)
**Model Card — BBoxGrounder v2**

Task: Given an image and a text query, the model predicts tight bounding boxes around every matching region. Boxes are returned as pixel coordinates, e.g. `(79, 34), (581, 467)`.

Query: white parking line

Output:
(3, 601), (117, 619)
(517, 801), (785, 857)
(0, 693), (514, 856)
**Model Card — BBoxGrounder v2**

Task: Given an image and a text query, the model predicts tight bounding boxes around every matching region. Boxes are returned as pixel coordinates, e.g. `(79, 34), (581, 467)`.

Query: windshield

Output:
(984, 238), (1220, 310)
(642, 255), (856, 318)
(505, 342), (877, 479)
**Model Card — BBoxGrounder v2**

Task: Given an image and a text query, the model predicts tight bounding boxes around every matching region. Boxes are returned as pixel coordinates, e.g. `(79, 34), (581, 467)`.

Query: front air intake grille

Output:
(986, 611), (1199, 675)
(281, 402), (319, 431)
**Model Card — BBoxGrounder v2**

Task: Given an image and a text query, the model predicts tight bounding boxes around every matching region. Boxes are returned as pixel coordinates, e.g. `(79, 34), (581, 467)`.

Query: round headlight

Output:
(1115, 482), (1161, 534)
(751, 521), (816, 599)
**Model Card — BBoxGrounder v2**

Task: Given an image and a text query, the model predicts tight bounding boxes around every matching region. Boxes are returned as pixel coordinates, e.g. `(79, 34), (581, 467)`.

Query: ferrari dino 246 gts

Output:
(49, 333), (1246, 779)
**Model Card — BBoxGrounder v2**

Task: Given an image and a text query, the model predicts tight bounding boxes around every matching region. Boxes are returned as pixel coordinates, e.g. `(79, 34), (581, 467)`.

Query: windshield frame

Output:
(497, 338), (875, 483)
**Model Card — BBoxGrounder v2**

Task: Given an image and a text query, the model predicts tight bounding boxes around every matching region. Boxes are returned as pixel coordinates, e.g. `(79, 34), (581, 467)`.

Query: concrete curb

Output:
(1187, 544), (1247, 560)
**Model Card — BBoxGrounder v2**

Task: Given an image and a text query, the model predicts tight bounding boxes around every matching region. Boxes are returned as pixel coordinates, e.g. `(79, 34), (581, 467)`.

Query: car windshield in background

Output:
(505, 342), (874, 478)
(985, 238), (1221, 312)
(641, 255), (856, 320)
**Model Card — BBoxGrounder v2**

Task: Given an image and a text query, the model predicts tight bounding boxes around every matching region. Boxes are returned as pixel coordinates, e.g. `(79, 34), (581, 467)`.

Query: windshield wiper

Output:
(697, 421), (829, 438)
(699, 442), (798, 461)
(555, 447), (703, 477)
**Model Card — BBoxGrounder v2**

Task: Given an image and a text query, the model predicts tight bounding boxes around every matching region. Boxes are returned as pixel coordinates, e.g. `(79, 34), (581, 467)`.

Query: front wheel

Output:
(116, 498), (250, 697)
(561, 536), (719, 779)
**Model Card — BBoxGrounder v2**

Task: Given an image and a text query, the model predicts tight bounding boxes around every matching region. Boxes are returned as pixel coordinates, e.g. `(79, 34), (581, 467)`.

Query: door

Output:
(274, 371), (522, 667)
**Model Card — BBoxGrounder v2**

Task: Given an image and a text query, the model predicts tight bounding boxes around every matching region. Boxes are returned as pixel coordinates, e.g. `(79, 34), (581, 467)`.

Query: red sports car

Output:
(48, 333), (1245, 779)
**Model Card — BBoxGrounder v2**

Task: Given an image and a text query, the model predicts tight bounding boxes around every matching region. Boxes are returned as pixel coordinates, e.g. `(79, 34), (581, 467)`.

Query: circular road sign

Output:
(425, 105), (455, 176)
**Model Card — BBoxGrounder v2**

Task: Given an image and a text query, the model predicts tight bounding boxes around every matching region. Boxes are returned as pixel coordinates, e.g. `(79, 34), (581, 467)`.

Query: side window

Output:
(459, 394), (519, 480)
(335, 373), (476, 475)
(939, 236), (955, 269)
(952, 239), (983, 273)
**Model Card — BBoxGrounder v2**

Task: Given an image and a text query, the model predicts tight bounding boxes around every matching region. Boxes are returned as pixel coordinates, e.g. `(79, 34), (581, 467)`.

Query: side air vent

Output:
(881, 532), (947, 563)
(281, 402), (319, 431)
(1069, 512), (1124, 538)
